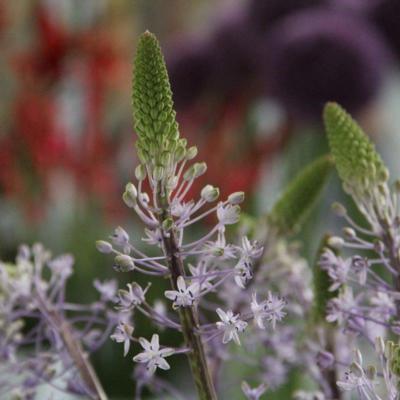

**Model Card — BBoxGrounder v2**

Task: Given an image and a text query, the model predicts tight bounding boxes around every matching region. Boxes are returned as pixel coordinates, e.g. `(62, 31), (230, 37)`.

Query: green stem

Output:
(44, 307), (108, 400)
(157, 192), (217, 400)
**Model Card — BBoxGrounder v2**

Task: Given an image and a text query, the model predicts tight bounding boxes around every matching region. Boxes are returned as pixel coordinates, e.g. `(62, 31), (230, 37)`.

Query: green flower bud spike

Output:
(268, 154), (333, 235)
(323, 102), (389, 196)
(132, 31), (182, 184)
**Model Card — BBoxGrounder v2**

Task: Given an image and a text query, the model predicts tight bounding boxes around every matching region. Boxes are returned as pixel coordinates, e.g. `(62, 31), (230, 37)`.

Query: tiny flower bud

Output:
(331, 202), (347, 217)
(366, 365), (376, 380)
(373, 239), (384, 254)
(343, 227), (356, 239)
(123, 183), (138, 208)
(386, 340), (395, 360)
(327, 236), (344, 249)
(162, 217), (174, 232)
(316, 350), (334, 369)
(350, 362), (363, 378)
(228, 192), (245, 205)
(184, 162), (207, 181)
(114, 255), (135, 272)
(186, 146), (198, 160)
(153, 165), (164, 181)
(96, 240), (113, 254)
(201, 185), (220, 202)
(135, 164), (147, 181)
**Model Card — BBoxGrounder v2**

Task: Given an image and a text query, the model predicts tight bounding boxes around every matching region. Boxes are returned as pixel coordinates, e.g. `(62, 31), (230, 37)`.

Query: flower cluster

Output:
(94, 31), (287, 399)
(0, 244), (118, 399)
(312, 103), (400, 399)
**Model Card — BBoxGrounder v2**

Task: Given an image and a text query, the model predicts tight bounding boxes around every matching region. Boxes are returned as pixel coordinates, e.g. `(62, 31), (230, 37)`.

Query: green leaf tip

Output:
(323, 102), (388, 195)
(132, 31), (183, 175)
(312, 235), (338, 323)
(268, 154), (333, 235)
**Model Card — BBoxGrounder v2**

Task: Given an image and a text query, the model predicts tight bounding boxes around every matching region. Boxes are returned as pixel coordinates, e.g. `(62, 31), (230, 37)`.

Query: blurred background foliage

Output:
(2, 0), (400, 398)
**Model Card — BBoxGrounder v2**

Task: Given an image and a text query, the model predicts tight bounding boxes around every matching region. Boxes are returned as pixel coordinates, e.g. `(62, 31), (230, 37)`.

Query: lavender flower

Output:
(266, 9), (388, 119)
(216, 308), (248, 345)
(0, 244), (115, 399)
(95, 31), (286, 400)
(132, 334), (174, 374)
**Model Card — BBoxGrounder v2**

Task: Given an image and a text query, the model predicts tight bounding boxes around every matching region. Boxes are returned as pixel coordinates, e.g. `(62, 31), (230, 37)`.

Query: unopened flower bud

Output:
(135, 164), (147, 181)
(350, 362), (363, 377)
(201, 185), (219, 202)
(114, 255), (135, 272)
(366, 365), (376, 380)
(331, 202), (347, 217)
(373, 240), (384, 254)
(186, 146), (198, 160)
(183, 162), (207, 181)
(96, 240), (113, 254)
(327, 236), (344, 249)
(162, 217), (174, 232)
(228, 191), (245, 205)
(343, 227), (356, 239)
(153, 165), (164, 181)
(316, 350), (334, 369)
(123, 183), (137, 208)
(186, 146), (197, 160)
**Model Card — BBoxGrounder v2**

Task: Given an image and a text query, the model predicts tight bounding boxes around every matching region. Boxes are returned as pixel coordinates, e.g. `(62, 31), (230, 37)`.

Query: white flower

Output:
(217, 203), (240, 226)
(337, 349), (378, 395)
(110, 322), (134, 356)
(94, 279), (117, 302)
(171, 201), (194, 222)
(116, 282), (147, 311)
(234, 258), (253, 289)
(204, 229), (236, 260)
(240, 237), (263, 259)
(133, 334), (174, 374)
(142, 228), (163, 247)
(47, 254), (74, 279)
(241, 381), (267, 400)
(251, 292), (286, 330)
(110, 226), (130, 254)
(216, 308), (247, 345)
(164, 276), (199, 309)
(320, 249), (351, 291)
(326, 287), (358, 325)
(189, 263), (213, 291)
(337, 372), (363, 391)
(293, 390), (325, 400)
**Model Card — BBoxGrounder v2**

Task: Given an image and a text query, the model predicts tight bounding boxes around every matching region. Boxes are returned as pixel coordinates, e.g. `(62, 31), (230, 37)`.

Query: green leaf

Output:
(132, 31), (181, 170)
(268, 154), (333, 234)
(323, 102), (388, 195)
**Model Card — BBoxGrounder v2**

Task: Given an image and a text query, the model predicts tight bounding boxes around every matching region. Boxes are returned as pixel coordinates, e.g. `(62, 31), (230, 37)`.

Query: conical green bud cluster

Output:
(132, 31), (186, 178)
(312, 236), (338, 323)
(268, 155), (333, 234)
(323, 102), (388, 195)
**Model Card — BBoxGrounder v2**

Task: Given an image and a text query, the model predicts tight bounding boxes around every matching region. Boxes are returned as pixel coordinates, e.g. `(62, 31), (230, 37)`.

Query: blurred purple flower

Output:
(207, 11), (262, 96)
(247, 0), (325, 33)
(369, 0), (400, 59)
(167, 38), (212, 109)
(265, 9), (388, 119)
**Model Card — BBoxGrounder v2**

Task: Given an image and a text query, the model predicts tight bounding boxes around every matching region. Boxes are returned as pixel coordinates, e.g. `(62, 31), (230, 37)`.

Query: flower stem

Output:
(157, 192), (218, 400)
(46, 307), (108, 400)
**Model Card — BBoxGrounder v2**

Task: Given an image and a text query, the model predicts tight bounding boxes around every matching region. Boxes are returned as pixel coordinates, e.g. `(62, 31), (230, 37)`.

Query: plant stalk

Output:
(157, 192), (217, 400)
(47, 308), (108, 400)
